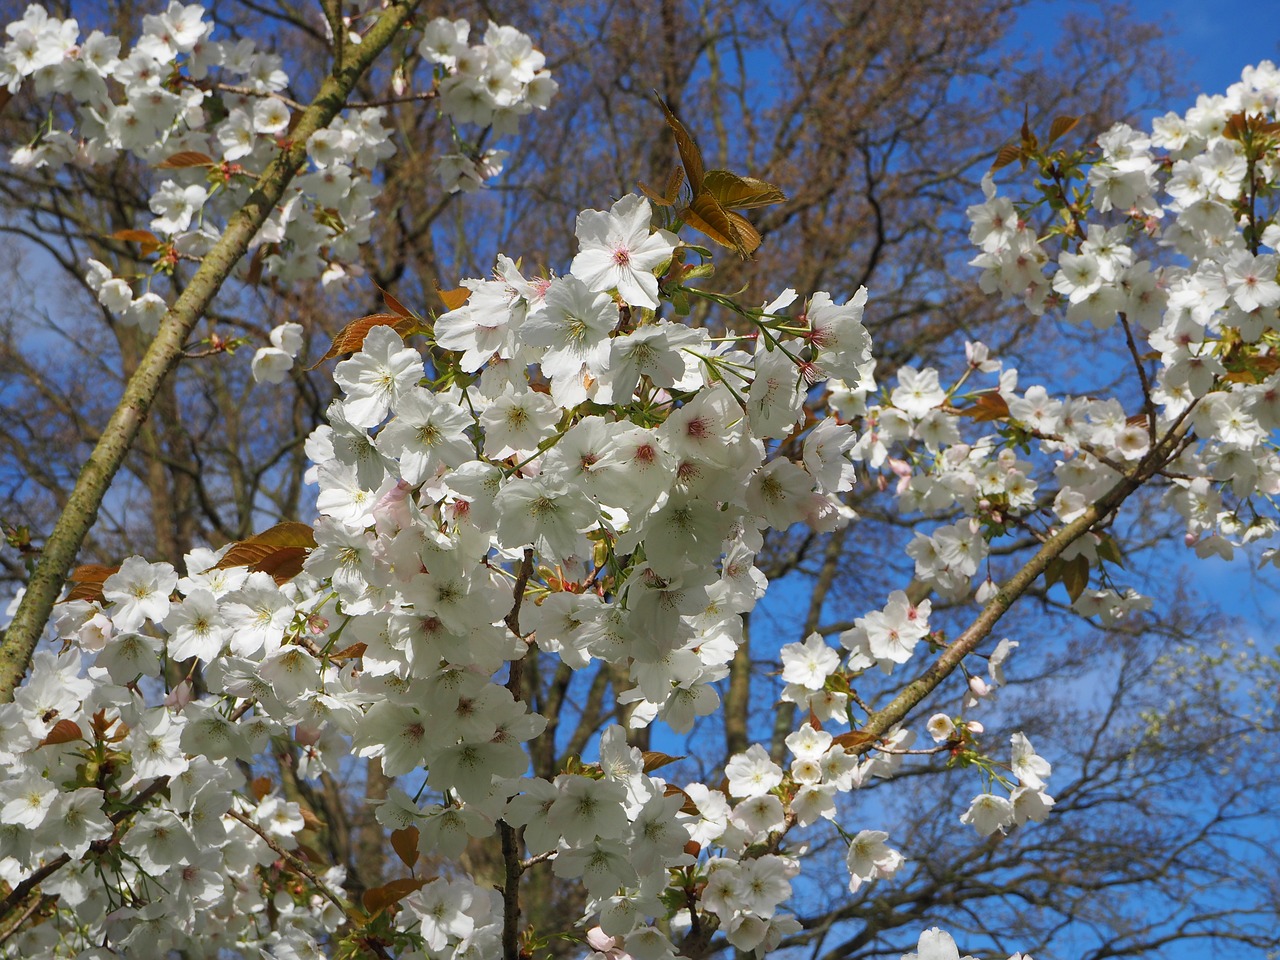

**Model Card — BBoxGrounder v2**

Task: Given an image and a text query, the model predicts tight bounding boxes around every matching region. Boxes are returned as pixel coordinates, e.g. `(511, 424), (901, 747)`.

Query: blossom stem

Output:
(0, 776), (170, 926)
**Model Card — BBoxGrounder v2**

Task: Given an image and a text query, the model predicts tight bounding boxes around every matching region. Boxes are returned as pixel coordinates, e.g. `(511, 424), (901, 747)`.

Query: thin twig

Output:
(1118, 312), (1158, 444)
(499, 547), (535, 960)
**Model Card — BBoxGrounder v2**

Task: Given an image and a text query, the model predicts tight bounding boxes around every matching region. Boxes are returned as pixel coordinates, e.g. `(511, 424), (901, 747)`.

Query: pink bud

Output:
(295, 723), (322, 747)
(587, 927), (616, 952)
(165, 680), (194, 710)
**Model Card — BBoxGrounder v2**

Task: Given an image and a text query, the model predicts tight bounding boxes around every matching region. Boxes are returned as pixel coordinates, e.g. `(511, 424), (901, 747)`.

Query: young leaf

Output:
(656, 96), (784, 258)
(991, 142), (1023, 171)
(703, 169), (786, 210)
(362, 878), (427, 916)
(656, 94), (705, 190)
(110, 228), (163, 256)
(377, 284), (412, 318)
(638, 164), (684, 207)
(663, 784), (700, 815)
(1048, 115), (1081, 144)
(681, 191), (741, 251)
(250, 775), (274, 801)
(391, 826), (420, 869)
(641, 751), (686, 773)
(110, 228), (161, 246)
(832, 730), (878, 752)
(215, 521), (317, 583)
(1043, 556), (1064, 590)
(1096, 534), (1125, 568)
(330, 642), (369, 662)
(956, 392), (1010, 422)
(156, 150), (215, 169)
(63, 564), (119, 604)
(39, 719), (84, 747)
(434, 282), (471, 313)
(309, 313), (415, 369)
(1061, 554), (1091, 603)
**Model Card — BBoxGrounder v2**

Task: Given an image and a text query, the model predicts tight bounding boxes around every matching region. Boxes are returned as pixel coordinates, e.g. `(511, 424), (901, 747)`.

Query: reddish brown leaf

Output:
(1048, 115), (1081, 144)
(637, 175), (675, 207)
(245, 244), (267, 287)
(958, 392), (1010, 422)
(293, 842), (325, 865)
(39, 719), (84, 747)
(991, 142), (1022, 171)
(109, 229), (163, 257)
(832, 730), (878, 752)
(216, 522), (317, 584)
(309, 313), (415, 369)
(434, 283), (471, 313)
(63, 564), (119, 604)
(110, 229), (161, 246)
(663, 163), (686, 203)
(664, 784), (700, 815)
(156, 150), (214, 169)
(641, 751), (685, 773)
(329, 642), (368, 662)
(680, 193), (739, 253)
(1222, 112), (1248, 142)
(250, 775), (274, 801)
(257, 547), (311, 584)
(362, 877), (427, 916)
(702, 169), (785, 210)
(378, 284), (411, 318)
(657, 96), (705, 190)
(391, 826), (420, 869)
(724, 210), (762, 257)
(90, 709), (113, 739)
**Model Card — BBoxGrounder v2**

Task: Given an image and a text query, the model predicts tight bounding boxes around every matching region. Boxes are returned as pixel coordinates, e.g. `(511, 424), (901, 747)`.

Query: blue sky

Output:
(1018, 0), (1280, 105)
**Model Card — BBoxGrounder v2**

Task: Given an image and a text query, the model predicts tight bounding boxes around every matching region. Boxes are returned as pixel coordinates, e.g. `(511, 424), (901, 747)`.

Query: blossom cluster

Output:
(0, 3), (554, 334)
(5, 0), (1280, 951)
(1, 186), (898, 957)
(962, 63), (1280, 564)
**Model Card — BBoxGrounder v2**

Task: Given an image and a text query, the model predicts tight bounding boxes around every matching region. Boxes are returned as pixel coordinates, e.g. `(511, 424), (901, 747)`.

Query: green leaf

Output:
(1061, 554), (1091, 603)
(1096, 534), (1125, 568)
